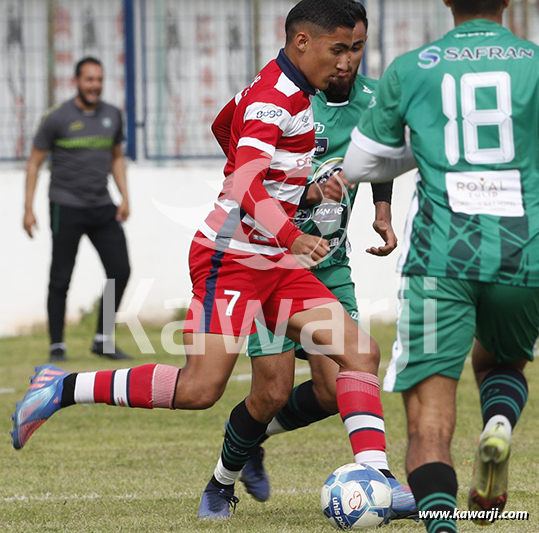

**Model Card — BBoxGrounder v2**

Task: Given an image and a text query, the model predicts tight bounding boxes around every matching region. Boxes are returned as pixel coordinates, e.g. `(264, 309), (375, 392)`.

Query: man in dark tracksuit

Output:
(23, 57), (132, 362)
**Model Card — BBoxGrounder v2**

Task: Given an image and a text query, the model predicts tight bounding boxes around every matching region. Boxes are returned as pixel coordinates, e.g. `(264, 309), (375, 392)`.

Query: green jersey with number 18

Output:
(295, 73), (378, 269)
(355, 19), (539, 286)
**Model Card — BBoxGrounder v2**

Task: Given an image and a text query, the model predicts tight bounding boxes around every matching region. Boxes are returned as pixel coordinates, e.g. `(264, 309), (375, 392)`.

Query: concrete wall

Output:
(0, 162), (416, 341)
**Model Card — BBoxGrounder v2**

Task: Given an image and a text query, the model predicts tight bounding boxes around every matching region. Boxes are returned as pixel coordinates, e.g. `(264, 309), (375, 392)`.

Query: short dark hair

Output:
(451, 0), (504, 16)
(343, 1), (368, 33)
(285, 0), (355, 45)
(75, 57), (102, 77)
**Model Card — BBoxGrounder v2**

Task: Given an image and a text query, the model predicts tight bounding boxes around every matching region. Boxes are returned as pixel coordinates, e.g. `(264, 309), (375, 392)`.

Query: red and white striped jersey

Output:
(199, 49), (316, 255)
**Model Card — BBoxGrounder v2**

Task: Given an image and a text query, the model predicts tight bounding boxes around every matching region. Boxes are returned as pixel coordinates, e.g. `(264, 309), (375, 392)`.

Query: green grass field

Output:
(1, 316), (537, 532)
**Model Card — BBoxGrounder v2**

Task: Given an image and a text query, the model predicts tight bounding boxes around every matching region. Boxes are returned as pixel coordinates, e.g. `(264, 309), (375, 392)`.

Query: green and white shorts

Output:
(384, 275), (539, 392)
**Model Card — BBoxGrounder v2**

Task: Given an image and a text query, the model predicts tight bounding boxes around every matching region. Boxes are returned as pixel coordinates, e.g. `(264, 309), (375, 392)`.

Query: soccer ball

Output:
(321, 463), (392, 530)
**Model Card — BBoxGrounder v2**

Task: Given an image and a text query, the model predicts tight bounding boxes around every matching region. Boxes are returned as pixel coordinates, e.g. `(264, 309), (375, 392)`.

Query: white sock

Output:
(482, 415), (512, 439)
(50, 342), (66, 352)
(94, 334), (111, 343)
(266, 417), (285, 436)
(213, 458), (239, 486)
(354, 450), (390, 472)
(74, 372), (97, 404)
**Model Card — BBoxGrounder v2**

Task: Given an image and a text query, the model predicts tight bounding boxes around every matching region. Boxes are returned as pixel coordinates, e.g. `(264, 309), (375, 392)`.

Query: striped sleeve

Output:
(237, 101), (291, 157)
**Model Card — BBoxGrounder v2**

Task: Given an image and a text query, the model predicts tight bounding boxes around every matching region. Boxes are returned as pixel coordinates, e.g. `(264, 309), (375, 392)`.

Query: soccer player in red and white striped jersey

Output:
(12, 0), (395, 520)
(200, 50), (318, 256)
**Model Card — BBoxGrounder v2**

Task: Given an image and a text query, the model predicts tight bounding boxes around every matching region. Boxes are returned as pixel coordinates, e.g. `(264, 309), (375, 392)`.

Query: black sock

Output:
(408, 462), (457, 533)
(219, 400), (268, 476)
(60, 373), (77, 407)
(210, 475), (232, 491)
(274, 380), (333, 432)
(480, 366), (528, 429)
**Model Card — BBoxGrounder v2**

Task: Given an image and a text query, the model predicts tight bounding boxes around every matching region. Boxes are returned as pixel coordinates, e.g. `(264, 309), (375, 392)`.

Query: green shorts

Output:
(384, 275), (539, 392)
(246, 262), (359, 359)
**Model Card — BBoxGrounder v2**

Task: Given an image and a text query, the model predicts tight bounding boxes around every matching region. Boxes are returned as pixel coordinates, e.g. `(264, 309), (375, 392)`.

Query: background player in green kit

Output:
(344, 0), (538, 531)
(200, 1), (417, 520)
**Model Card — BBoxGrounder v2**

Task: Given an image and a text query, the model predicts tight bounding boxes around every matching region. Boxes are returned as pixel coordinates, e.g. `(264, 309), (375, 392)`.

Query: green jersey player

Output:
(247, 61), (394, 357)
(231, 2), (417, 521)
(294, 70), (391, 269)
(344, 0), (538, 531)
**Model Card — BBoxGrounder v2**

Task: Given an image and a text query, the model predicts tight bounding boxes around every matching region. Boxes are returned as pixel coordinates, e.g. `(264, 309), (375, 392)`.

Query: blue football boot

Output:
(388, 477), (419, 521)
(198, 480), (239, 519)
(240, 445), (270, 502)
(11, 365), (67, 450)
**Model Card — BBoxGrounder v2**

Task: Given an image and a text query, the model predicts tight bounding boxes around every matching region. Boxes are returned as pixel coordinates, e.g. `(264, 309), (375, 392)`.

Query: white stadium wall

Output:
(0, 163), (416, 339)
(2, 0), (537, 341)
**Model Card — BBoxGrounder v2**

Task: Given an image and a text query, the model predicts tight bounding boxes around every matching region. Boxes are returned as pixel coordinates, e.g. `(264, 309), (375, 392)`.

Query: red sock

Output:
(336, 371), (389, 470)
(72, 364), (180, 409)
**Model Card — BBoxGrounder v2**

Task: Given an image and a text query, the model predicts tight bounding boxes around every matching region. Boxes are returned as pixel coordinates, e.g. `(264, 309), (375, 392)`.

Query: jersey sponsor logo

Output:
(312, 158), (343, 183)
(255, 104), (283, 122)
(418, 46), (442, 69)
(312, 201), (347, 236)
(295, 207), (311, 227)
(102, 117), (112, 128)
(294, 200), (347, 233)
(296, 155), (313, 168)
(444, 46), (535, 62)
(446, 170), (524, 217)
(315, 138), (329, 156)
(314, 122), (326, 134)
(69, 120), (85, 131)
(252, 234), (270, 242)
(315, 203), (345, 219)
(368, 95), (377, 108)
(312, 200), (346, 235)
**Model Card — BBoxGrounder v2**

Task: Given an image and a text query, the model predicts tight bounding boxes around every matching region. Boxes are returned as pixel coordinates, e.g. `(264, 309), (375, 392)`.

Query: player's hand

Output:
(23, 210), (38, 238)
(305, 182), (324, 206)
(321, 172), (356, 202)
(290, 234), (330, 269)
(366, 205), (398, 256)
(116, 200), (130, 222)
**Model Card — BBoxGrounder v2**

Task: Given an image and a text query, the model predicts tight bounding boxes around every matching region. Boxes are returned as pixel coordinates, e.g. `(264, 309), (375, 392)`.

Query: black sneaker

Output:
(91, 341), (133, 360)
(49, 345), (67, 363)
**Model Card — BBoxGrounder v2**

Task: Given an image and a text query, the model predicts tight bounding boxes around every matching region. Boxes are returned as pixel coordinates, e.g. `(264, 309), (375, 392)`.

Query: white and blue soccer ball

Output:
(321, 463), (392, 530)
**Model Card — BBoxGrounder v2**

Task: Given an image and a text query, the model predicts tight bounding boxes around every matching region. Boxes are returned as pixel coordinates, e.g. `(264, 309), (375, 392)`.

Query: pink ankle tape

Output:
(152, 365), (180, 409)
(337, 371), (380, 391)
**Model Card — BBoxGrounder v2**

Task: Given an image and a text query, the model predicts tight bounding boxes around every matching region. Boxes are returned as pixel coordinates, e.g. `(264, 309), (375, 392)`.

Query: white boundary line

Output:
(3, 488), (320, 503)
